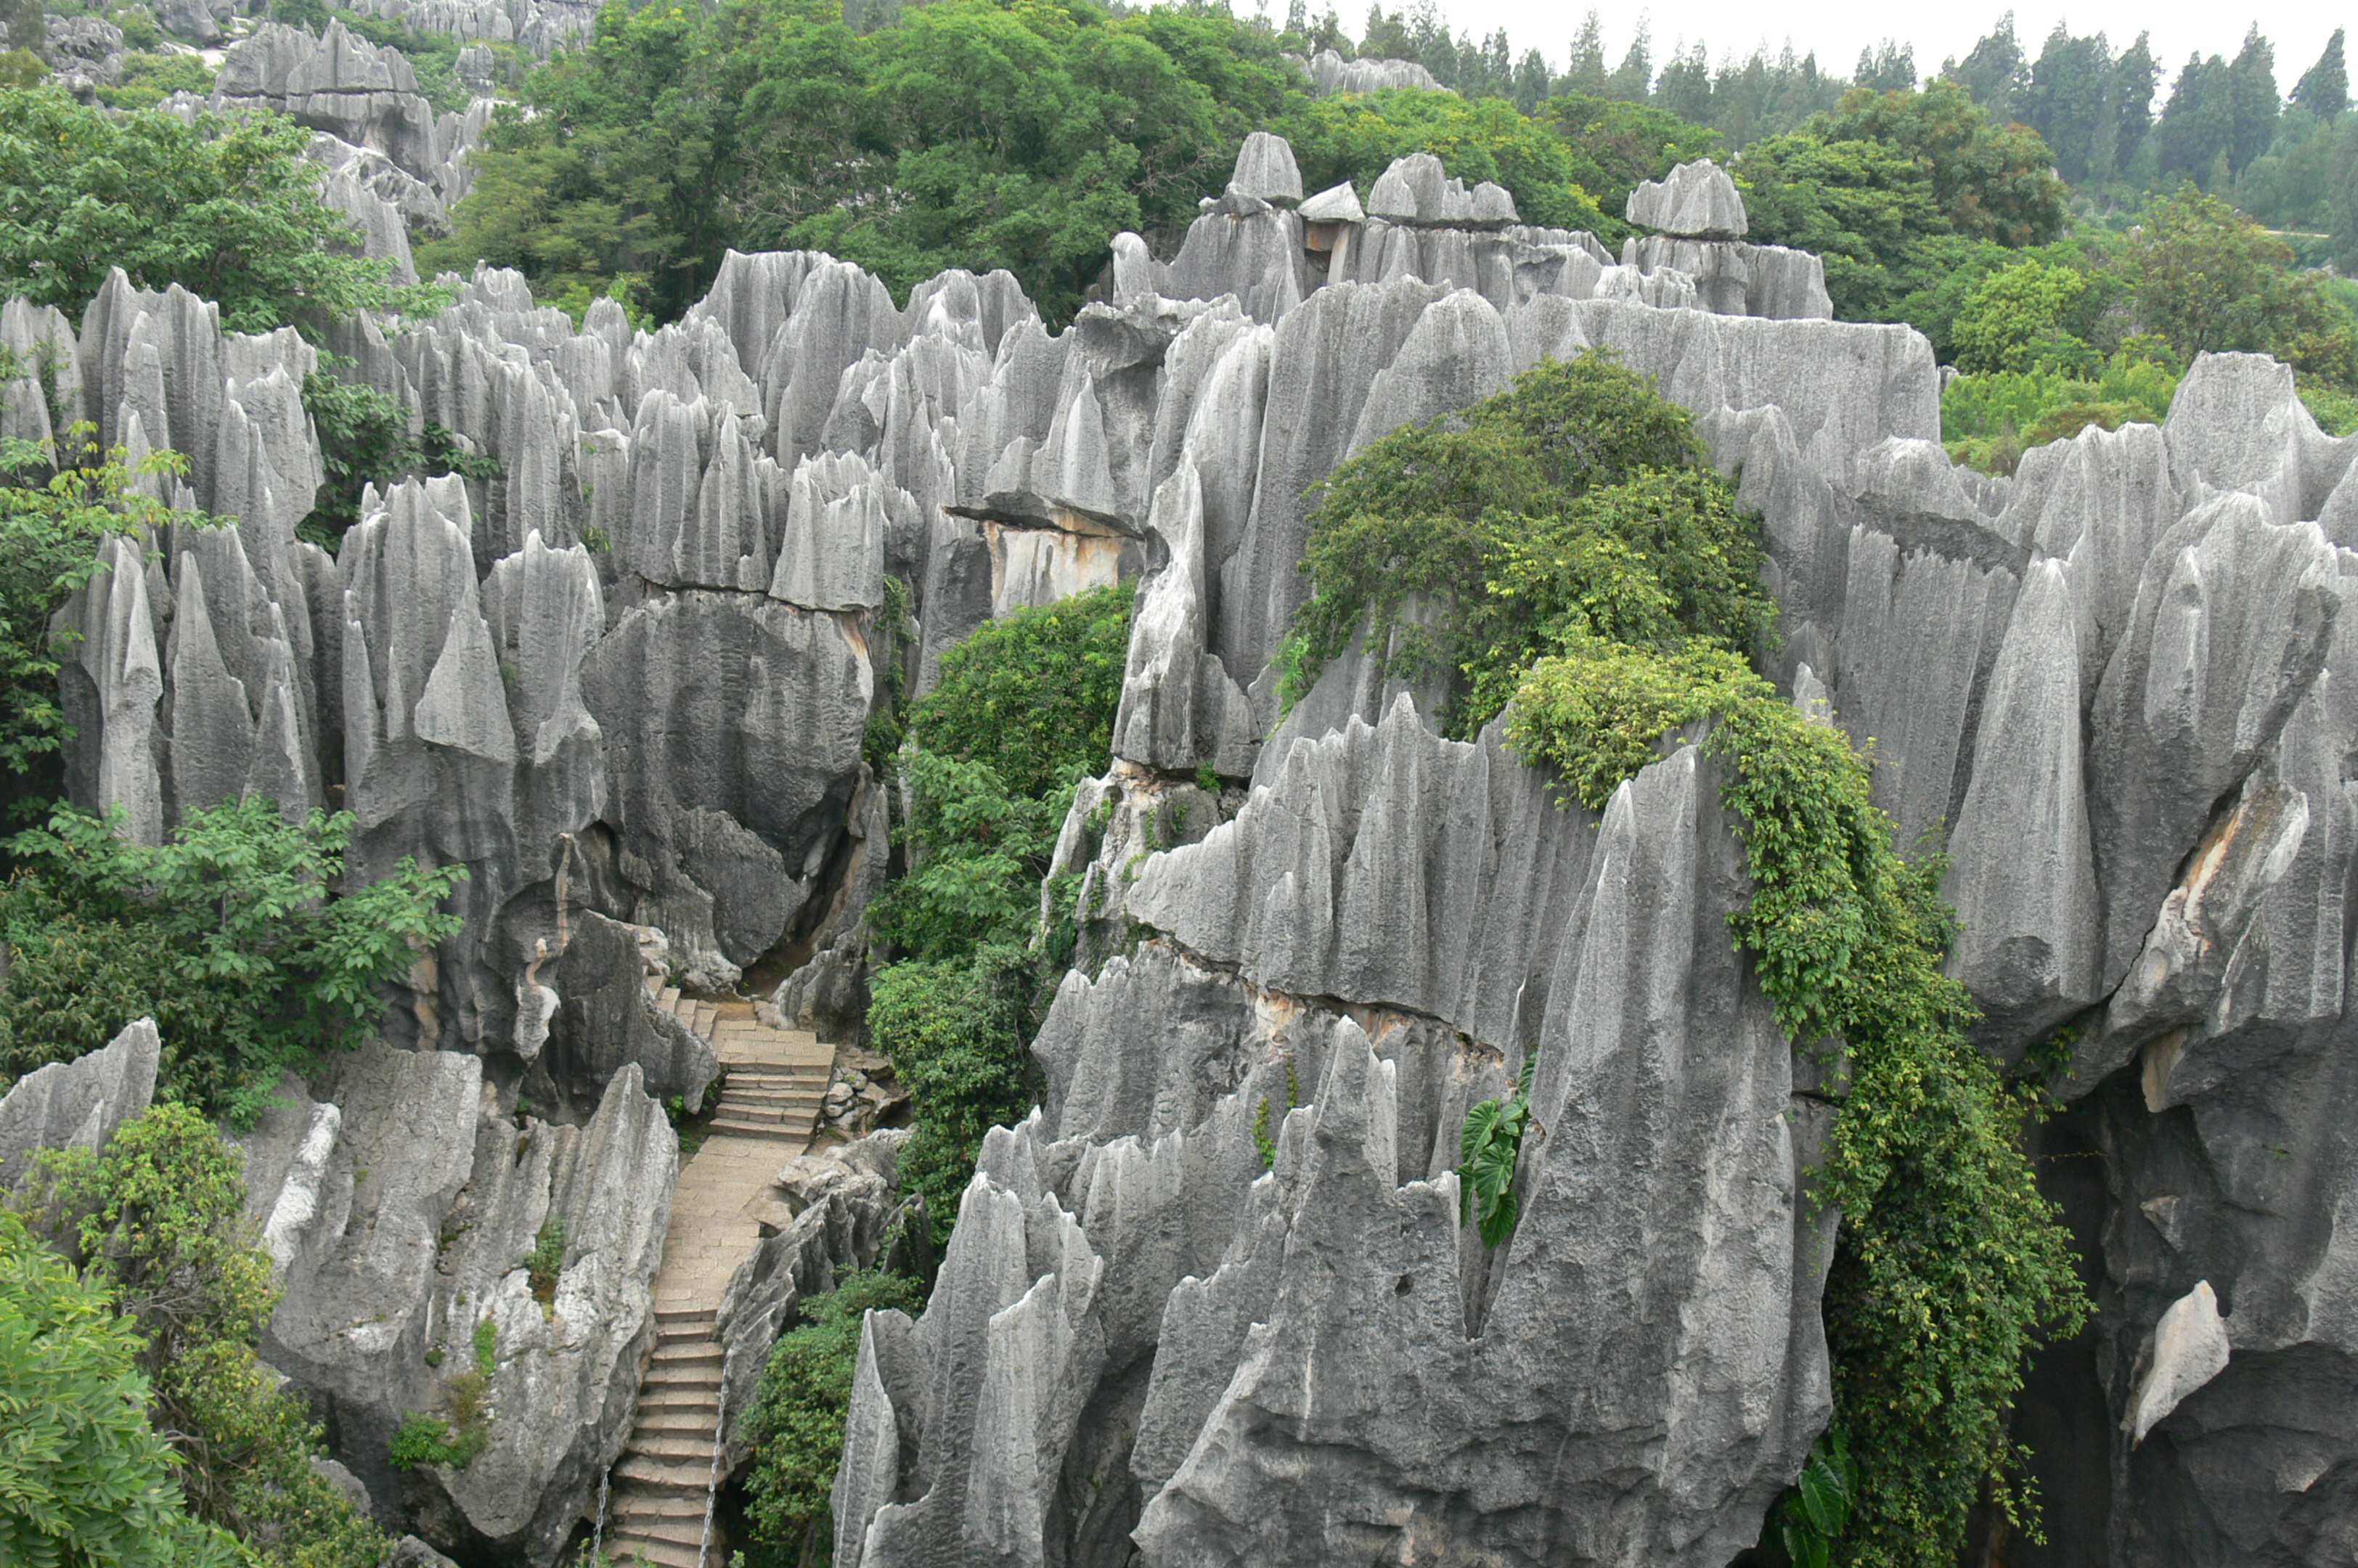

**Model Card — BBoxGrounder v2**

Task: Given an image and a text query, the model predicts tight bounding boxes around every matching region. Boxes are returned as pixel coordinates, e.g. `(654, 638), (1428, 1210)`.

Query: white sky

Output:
(1310, 2), (2347, 93)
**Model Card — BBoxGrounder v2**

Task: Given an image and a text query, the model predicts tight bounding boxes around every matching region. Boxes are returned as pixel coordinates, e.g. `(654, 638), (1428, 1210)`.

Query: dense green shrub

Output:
(1941, 346), (2182, 474)
(862, 580), (1133, 1242)
(1279, 351), (1772, 735)
(865, 952), (1030, 1236)
(1292, 359), (2089, 1565)
(15, 1105), (388, 1565)
(299, 372), (501, 550)
(0, 798), (466, 1122)
(739, 1267), (927, 1558)
(0, 87), (444, 334)
(900, 579), (1135, 801)
(94, 49), (215, 109)
(0, 1208), (221, 1567)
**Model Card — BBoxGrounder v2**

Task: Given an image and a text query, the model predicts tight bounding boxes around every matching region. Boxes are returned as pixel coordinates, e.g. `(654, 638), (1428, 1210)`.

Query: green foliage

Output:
(0, 425), (218, 789)
(1294, 360), (2089, 1563)
(0, 87), (445, 333)
(1941, 347), (2182, 474)
(94, 50), (215, 110)
(388, 1405), (486, 1472)
(0, 1209), (211, 1568)
(1278, 89), (1610, 234)
(15, 1106), (388, 1566)
(524, 1217), (566, 1308)
(0, 798), (467, 1122)
(1456, 1051), (1535, 1248)
(433, 0), (1307, 323)
(298, 372), (499, 550)
(473, 1316), (497, 1380)
(1949, 259), (2096, 375)
(865, 951), (1030, 1240)
(902, 579), (1133, 803)
(1280, 351), (1768, 734)
(739, 1267), (927, 1556)
(1543, 91), (1724, 232)
(1251, 1095), (1276, 1169)
(1776, 1432), (1860, 1568)
(2128, 185), (2358, 382)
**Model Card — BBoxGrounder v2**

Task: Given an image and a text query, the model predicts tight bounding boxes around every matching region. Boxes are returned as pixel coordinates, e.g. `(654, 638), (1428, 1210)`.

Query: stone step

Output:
(656, 1321), (715, 1344)
(616, 1455), (711, 1493)
(706, 1117), (809, 1140)
(717, 1085), (830, 1108)
(656, 985), (681, 1011)
(628, 1431), (719, 1464)
(652, 1342), (723, 1369)
(635, 1385), (722, 1408)
(613, 1510), (707, 1545)
(632, 1410), (721, 1441)
(610, 1532), (704, 1568)
(611, 1493), (707, 1524)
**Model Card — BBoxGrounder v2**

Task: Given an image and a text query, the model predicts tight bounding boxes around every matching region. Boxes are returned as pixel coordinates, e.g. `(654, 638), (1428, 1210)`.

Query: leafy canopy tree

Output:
(2131, 185), (2358, 383)
(0, 88), (438, 334)
(0, 1207), (226, 1568)
(437, 0), (1306, 324)
(16, 1106), (388, 1567)
(1281, 89), (1610, 234)
(0, 799), (466, 1122)
(1541, 92), (1724, 229)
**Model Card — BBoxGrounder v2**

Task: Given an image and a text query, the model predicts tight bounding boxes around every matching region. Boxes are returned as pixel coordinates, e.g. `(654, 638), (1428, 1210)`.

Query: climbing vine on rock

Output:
(1292, 351), (2089, 1566)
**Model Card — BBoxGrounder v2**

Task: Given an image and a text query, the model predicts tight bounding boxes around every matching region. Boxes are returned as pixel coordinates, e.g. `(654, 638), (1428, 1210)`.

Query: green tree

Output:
(18, 1107), (387, 1567)
(739, 1267), (929, 1560)
(0, 1209), (220, 1568)
(1735, 132), (1951, 319)
(0, 799), (467, 1121)
(0, 89), (437, 333)
(1279, 89), (1611, 234)
(1543, 93), (1723, 227)
(1943, 14), (2026, 123)
(2292, 28), (2349, 122)
(1814, 78), (2066, 247)
(1949, 258), (2096, 374)
(2113, 33), (2162, 174)
(2226, 26), (2280, 176)
(2129, 185), (2357, 374)
(2158, 54), (2233, 185)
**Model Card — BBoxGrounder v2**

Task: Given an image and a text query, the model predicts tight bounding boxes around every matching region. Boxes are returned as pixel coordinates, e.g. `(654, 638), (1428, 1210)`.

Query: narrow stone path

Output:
(605, 991), (833, 1567)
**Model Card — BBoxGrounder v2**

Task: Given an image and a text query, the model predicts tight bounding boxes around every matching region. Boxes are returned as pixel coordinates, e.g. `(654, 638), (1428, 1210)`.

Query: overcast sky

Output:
(1320, 3), (2346, 95)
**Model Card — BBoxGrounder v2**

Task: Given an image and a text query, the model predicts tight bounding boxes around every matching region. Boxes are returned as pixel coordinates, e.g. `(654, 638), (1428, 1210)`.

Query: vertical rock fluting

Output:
(26, 126), (2358, 1564)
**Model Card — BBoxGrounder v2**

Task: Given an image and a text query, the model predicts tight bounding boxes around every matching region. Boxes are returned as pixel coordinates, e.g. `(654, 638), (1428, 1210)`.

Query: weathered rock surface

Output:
(1625, 157), (1748, 238)
(23, 124), (2358, 1568)
(242, 1045), (675, 1564)
(0, 1018), (161, 1188)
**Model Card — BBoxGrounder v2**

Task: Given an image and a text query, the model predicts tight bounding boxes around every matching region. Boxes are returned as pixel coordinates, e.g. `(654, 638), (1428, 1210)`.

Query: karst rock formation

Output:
(7, 143), (2357, 1566)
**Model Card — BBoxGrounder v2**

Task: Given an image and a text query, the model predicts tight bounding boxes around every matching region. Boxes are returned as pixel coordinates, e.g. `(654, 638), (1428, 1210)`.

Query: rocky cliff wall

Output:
(13, 134), (2356, 1564)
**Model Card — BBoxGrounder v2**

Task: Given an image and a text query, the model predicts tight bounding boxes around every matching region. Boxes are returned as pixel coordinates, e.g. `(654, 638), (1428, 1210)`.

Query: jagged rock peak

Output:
(1228, 131), (1304, 206)
(0, 1019), (161, 1190)
(1298, 46), (1448, 96)
(1625, 158), (1748, 240)
(1366, 152), (1517, 229)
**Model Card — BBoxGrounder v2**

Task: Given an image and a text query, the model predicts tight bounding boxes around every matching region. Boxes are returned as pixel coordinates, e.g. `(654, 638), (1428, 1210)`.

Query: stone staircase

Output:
(604, 989), (836, 1566)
